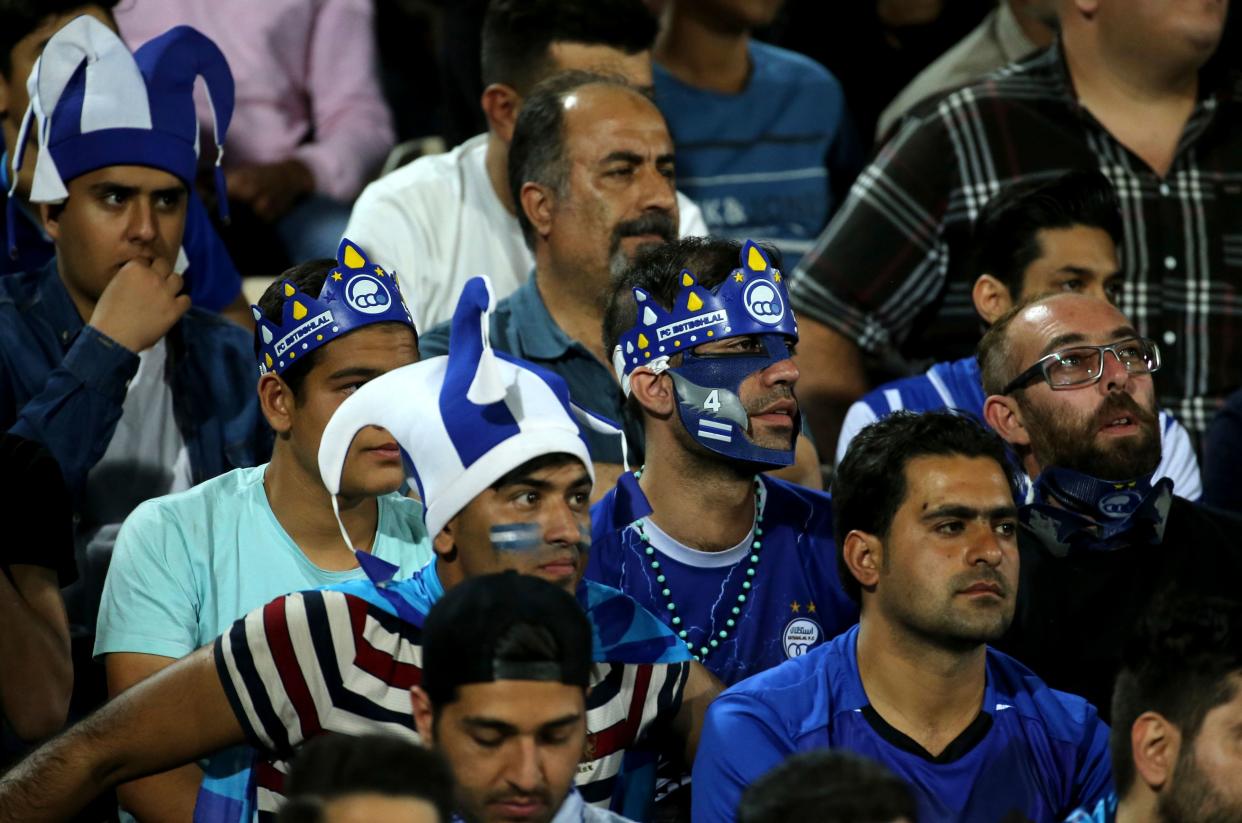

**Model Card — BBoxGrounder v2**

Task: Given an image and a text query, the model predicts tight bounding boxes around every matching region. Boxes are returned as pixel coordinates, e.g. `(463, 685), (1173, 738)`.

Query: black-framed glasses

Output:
(1001, 337), (1161, 395)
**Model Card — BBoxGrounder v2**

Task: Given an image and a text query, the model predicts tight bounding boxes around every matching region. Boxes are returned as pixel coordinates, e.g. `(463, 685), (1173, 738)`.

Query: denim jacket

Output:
(0, 259), (271, 496)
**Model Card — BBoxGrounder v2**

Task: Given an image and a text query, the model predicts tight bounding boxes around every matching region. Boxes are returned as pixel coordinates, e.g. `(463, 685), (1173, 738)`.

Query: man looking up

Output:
(0, 2), (247, 320)
(692, 411), (1112, 822)
(345, 0), (707, 329)
(95, 239), (431, 821)
(0, 17), (266, 626)
(835, 171), (1200, 499)
(0, 277), (719, 823)
(590, 237), (855, 685)
(1066, 595), (1242, 823)
(420, 71), (821, 492)
(412, 572), (636, 823)
(979, 292), (1242, 716)
(790, 0), (1241, 449)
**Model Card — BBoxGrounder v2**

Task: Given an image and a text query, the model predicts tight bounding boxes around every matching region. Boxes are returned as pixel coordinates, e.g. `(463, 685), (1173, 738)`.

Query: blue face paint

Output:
(490, 522), (545, 552)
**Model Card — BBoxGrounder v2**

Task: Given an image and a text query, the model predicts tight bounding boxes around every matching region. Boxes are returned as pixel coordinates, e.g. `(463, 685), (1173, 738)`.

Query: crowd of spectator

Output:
(2, 1), (1242, 822)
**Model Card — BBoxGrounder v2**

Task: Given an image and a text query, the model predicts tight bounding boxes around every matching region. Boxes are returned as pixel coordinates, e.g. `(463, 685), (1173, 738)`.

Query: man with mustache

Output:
(979, 292), (1242, 718)
(0, 277), (719, 823)
(693, 411), (1112, 822)
(589, 237), (856, 687)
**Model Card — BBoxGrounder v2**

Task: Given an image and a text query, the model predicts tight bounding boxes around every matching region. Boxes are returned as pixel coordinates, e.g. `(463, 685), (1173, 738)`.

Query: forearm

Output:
(117, 764), (204, 823)
(0, 569), (71, 741)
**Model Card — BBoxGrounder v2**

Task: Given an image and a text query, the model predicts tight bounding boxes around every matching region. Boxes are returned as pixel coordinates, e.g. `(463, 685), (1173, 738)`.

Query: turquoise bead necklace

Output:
(632, 467), (764, 662)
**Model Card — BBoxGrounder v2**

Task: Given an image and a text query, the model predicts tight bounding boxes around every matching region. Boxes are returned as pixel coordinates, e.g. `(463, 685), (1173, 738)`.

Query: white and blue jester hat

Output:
(7, 15), (233, 260)
(318, 275), (617, 577)
(253, 237), (416, 376)
(612, 240), (800, 469)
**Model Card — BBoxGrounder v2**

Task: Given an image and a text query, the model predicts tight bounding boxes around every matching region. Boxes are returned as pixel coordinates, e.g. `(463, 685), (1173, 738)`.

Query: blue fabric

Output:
(0, 258), (269, 496)
(1064, 793), (1118, 823)
(653, 42), (862, 269)
(692, 624), (1113, 823)
(587, 474), (856, 685)
(420, 277), (625, 463)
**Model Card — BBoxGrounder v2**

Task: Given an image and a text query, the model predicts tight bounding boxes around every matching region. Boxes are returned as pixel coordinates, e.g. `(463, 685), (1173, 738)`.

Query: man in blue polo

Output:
(589, 237), (855, 686)
(834, 171), (1199, 499)
(692, 411), (1112, 823)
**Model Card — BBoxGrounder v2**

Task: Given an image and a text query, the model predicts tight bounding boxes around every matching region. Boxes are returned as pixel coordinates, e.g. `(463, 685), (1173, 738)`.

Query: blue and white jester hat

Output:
(318, 275), (618, 567)
(254, 237), (416, 377)
(612, 240), (800, 469)
(8, 16), (234, 257)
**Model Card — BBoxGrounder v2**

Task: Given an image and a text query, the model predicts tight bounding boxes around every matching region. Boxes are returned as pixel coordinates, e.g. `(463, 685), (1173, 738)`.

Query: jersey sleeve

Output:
(690, 692), (795, 823)
(1068, 702), (1114, 813)
(1156, 412), (1202, 501)
(94, 500), (202, 660)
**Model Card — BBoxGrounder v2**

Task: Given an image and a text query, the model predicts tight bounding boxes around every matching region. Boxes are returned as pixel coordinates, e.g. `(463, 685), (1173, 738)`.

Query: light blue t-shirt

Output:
(95, 464), (434, 660)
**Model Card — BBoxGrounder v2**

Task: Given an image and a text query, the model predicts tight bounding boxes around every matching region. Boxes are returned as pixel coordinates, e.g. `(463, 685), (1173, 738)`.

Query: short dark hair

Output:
(254, 259), (336, 398)
(831, 411), (1017, 602)
(1110, 595), (1242, 796)
(738, 750), (918, 823)
(508, 70), (640, 248)
(480, 0), (656, 94)
(0, 1), (119, 78)
(276, 732), (455, 823)
(967, 170), (1123, 295)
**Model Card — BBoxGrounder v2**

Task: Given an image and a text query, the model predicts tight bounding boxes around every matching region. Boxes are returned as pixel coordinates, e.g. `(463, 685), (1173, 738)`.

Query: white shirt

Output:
(344, 133), (710, 329)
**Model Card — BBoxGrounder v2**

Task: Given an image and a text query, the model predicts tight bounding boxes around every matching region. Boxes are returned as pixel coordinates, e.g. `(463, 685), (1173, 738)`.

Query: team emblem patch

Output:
(783, 617), (821, 658)
(1099, 490), (1143, 518)
(346, 274), (392, 314)
(743, 279), (784, 325)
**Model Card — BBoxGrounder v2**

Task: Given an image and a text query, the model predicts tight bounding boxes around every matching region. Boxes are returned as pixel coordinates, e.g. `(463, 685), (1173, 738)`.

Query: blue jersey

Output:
(1065, 794), (1118, 823)
(691, 625), (1113, 823)
(653, 42), (862, 269)
(587, 473), (857, 685)
(836, 355), (1202, 500)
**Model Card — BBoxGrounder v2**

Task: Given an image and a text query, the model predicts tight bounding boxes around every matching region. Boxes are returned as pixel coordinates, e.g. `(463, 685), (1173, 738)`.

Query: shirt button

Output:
(1164, 255), (1177, 270)
(1163, 330), (1177, 346)
(1159, 183), (1171, 196)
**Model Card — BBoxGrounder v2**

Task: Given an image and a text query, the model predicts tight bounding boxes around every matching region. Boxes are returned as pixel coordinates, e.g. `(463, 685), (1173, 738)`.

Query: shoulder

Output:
(354, 146), (465, 208)
(750, 41), (840, 91)
(986, 646), (1104, 742)
(709, 640), (834, 742)
(0, 265), (47, 309)
(123, 466), (262, 534)
(761, 475), (833, 529)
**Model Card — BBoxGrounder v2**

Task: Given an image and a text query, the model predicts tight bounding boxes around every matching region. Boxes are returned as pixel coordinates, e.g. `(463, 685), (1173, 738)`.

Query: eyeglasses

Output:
(1001, 337), (1161, 395)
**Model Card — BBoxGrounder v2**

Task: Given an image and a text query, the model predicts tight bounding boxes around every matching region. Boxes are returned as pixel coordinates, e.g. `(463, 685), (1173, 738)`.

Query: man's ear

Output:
(982, 394), (1030, 447)
(40, 203), (62, 240)
(519, 181), (555, 242)
(258, 373), (295, 434)
(972, 274), (1015, 326)
(1131, 711), (1179, 791)
(629, 368), (675, 418)
(433, 518), (457, 560)
(480, 83), (522, 144)
(842, 530), (882, 595)
(410, 686), (436, 743)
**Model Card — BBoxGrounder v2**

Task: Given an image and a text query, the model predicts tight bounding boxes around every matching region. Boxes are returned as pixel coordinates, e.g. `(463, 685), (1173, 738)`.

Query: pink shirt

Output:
(117, 0), (395, 202)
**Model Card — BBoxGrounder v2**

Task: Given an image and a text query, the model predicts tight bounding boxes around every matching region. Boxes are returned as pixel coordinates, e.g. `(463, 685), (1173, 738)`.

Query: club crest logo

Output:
(1099, 490), (1143, 518)
(783, 617), (821, 658)
(743, 279), (784, 325)
(346, 274), (392, 314)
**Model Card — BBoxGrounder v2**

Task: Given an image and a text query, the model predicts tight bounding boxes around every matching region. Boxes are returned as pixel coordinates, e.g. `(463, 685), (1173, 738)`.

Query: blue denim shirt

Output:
(0, 259), (270, 496)
(420, 276), (627, 463)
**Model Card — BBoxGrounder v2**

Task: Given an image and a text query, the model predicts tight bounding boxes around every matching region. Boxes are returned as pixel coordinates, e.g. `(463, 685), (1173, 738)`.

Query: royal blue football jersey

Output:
(692, 625), (1113, 823)
(587, 474), (858, 685)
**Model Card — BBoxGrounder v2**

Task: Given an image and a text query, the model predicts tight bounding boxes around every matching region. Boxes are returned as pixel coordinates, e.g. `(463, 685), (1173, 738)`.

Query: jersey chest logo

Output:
(783, 617), (821, 658)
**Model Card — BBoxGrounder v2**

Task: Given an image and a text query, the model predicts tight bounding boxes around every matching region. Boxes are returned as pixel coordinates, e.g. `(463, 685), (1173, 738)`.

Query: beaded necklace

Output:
(632, 468), (764, 662)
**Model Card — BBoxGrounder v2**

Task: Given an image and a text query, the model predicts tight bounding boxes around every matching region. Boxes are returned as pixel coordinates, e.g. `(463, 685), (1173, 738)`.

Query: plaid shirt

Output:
(788, 41), (1242, 437)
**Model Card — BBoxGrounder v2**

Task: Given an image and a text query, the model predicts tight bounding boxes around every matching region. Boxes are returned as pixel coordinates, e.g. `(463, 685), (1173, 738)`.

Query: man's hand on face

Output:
(89, 256), (191, 353)
(225, 160), (314, 222)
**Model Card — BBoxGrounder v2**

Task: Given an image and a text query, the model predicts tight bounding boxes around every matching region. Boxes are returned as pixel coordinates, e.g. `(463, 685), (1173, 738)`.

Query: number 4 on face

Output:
(703, 390), (721, 412)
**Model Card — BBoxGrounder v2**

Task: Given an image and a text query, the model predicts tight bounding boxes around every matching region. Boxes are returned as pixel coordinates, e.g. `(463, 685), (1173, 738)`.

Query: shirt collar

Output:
(549, 789), (586, 823)
(995, 1), (1039, 63)
(511, 275), (580, 360)
(38, 257), (87, 348)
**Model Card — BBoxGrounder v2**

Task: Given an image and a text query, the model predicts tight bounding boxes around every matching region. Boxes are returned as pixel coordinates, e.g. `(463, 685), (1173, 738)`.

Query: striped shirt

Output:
(789, 41), (1242, 437)
(208, 569), (690, 822)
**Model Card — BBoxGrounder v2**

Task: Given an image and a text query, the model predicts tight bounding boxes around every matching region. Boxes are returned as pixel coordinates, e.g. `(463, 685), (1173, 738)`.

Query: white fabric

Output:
(344, 133), (711, 329)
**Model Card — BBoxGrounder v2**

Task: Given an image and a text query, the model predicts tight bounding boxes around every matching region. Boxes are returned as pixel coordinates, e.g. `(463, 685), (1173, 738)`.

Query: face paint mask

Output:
(613, 240), (799, 469)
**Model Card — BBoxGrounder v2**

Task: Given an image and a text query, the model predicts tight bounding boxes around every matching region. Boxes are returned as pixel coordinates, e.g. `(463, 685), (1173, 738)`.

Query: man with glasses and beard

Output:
(979, 292), (1242, 720)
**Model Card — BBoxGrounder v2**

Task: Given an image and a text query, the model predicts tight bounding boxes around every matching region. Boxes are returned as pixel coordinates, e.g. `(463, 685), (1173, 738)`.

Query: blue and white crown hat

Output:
(8, 16), (234, 261)
(611, 240), (798, 393)
(318, 275), (618, 580)
(254, 237), (416, 377)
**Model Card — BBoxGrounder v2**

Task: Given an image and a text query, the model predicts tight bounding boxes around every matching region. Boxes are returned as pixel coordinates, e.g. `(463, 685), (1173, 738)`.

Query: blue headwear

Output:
(612, 240), (800, 468)
(8, 16), (234, 261)
(253, 238), (415, 376)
